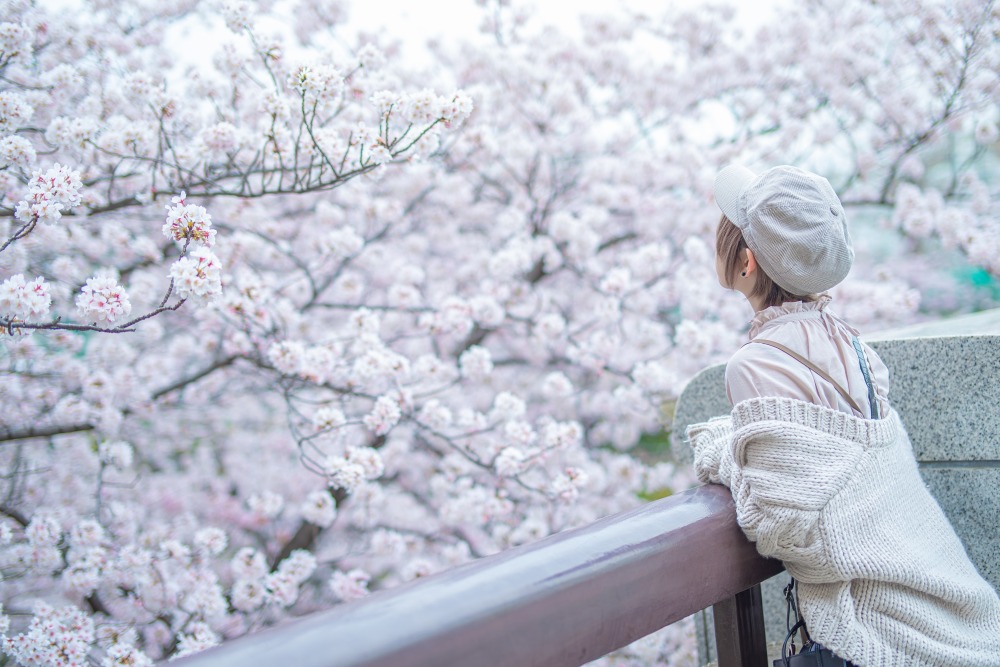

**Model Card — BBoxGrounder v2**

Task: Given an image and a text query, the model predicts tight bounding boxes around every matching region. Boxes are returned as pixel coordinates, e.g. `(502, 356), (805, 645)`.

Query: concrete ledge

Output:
(875, 336), (1000, 461)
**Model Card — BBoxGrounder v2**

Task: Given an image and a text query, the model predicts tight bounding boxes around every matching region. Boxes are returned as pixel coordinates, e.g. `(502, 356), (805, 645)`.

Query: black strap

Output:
(781, 577), (812, 663)
(851, 337), (879, 419)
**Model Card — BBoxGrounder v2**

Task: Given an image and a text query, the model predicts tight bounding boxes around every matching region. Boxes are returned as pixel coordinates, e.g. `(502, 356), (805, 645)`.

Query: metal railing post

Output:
(713, 583), (769, 667)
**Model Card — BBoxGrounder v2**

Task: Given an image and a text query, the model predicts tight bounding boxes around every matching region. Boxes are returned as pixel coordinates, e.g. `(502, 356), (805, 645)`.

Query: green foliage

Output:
(637, 486), (674, 502)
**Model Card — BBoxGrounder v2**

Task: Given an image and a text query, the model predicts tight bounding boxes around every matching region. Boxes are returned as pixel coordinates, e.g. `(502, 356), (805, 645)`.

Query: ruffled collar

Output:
(748, 295), (833, 339)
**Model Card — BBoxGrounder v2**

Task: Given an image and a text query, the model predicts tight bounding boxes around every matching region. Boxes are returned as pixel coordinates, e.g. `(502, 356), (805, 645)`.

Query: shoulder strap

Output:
(750, 338), (867, 417)
(851, 337), (880, 419)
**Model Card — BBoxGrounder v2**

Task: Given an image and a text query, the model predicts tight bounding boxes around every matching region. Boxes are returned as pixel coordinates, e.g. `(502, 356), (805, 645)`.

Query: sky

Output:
(345, 0), (785, 65)
(38, 0), (786, 82)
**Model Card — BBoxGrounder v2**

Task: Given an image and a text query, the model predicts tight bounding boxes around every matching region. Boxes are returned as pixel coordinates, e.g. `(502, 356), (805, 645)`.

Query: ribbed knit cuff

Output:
(731, 396), (897, 450)
(686, 416), (733, 486)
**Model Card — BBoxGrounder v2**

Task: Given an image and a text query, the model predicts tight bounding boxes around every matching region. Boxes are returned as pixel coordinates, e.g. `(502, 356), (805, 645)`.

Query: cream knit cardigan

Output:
(688, 396), (1000, 667)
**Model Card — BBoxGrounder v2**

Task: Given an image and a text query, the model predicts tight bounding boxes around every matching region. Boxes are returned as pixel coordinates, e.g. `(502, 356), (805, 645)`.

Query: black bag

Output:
(773, 579), (853, 667)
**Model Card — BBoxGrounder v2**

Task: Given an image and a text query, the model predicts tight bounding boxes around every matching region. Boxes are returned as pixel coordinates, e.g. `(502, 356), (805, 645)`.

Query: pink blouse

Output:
(725, 297), (891, 419)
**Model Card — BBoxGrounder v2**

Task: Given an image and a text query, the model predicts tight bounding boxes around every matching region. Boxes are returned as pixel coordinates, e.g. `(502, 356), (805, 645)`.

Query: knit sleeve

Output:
(726, 419), (865, 571)
(687, 416), (738, 487)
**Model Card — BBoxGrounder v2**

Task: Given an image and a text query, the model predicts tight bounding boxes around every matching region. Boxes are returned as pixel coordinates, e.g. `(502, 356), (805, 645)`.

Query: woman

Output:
(687, 164), (1000, 666)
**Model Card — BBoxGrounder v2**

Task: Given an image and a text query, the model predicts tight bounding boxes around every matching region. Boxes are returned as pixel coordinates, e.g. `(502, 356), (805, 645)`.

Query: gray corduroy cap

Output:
(714, 164), (854, 296)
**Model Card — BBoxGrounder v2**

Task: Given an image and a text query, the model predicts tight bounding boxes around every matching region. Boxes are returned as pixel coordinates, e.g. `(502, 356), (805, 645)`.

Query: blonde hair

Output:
(715, 215), (818, 310)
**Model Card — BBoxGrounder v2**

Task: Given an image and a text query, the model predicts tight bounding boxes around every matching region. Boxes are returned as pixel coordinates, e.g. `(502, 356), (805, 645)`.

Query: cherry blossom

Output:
(75, 276), (132, 323)
(0, 274), (50, 319)
(163, 193), (216, 247)
(169, 248), (223, 302)
(0, 0), (997, 666)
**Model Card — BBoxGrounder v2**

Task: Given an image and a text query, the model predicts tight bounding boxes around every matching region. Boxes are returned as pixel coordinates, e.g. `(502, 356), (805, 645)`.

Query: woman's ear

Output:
(741, 248), (758, 278)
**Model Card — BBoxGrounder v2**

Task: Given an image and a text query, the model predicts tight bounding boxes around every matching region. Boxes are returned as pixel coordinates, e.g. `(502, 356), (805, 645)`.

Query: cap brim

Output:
(714, 164), (757, 227)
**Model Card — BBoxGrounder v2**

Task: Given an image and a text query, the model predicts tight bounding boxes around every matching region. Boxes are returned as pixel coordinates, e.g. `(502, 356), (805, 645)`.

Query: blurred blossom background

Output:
(0, 0), (997, 665)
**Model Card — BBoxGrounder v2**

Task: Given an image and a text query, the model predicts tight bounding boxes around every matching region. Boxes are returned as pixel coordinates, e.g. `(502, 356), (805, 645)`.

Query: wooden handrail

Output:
(175, 484), (782, 667)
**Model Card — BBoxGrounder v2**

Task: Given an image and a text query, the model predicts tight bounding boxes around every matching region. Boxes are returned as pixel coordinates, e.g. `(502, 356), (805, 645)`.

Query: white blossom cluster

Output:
(289, 64), (345, 105)
(75, 275), (132, 324)
(1, 602), (97, 667)
(169, 247), (223, 302)
(163, 192), (216, 247)
(0, 134), (34, 168)
(0, 21), (33, 66)
(0, 90), (33, 134)
(0, 274), (50, 320)
(328, 568), (370, 602)
(13, 163), (82, 226)
(397, 89), (474, 125)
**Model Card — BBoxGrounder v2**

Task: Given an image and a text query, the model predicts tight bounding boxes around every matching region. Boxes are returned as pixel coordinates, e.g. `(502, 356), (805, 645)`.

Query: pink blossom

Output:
(358, 44), (386, 70)
(370, 90), (397, 117)
(0, 135), (35, 168)
(98, 440), (134, 469)
(300, 490), (337, 527)
(268, 340), (306, 375)
(199, 122), (241, 159)
(0, 90), (33, 133)
(76, 276), (132, 324)
(458, 346), (493, 379)
(0, 22), (33, 65)
(69, 519), (106, 547)
(329, 568), (370, 601)
(193, 527), (227, 556)
(221, 0), (255, 32)
(318, 226), (364, 258)
(264, 572), (300, 607)
(363, 395), (402, 435)
(26, 513), (61, 547)
(230, 547), (268, 581)
(174, 622), (219, 659)
(13, 162), (83, 225)
(288, 64), (344, 103)
(438, 90), (474, 123)
(491, 392), (526, 420)
(494, 447), (526, 477)
(0, 274), (51, 319)
(312, 406), (346, 431)
(277, 549), (316, 584)
(541, 372), (574, 398)
(169, 247), (223, 301)
(1, 603), (95, 667)
(29, 162), (82, 207)
(399, 89), (441, 124)
(45, 116), (99, 150)
(231, 579), (266, 612)
(246, 491), (284, 519)
(324, 456), (366, 492)
(347, 446), (385, 480)
(503, 420), (537, 447)
(973, 117), (998, 145)
(418, 399), (454, 430)
(102, 643), (153, 667)
(163, 192), (216, 246)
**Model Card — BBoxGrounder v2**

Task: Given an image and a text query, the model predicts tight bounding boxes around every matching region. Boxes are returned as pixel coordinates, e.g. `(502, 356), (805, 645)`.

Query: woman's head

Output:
(715, 214), (817, 309)
(713, 164), (854, 299)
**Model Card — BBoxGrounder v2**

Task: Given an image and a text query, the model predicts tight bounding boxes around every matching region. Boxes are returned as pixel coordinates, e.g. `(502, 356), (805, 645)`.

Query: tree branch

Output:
(0, 354), (243, 444)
